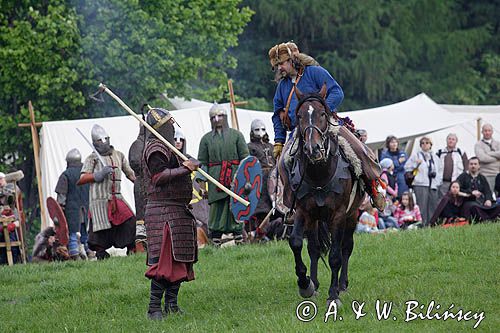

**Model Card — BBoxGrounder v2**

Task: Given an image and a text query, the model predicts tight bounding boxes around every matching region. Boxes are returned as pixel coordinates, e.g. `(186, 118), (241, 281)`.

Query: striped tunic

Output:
(82, 149), (135, 232)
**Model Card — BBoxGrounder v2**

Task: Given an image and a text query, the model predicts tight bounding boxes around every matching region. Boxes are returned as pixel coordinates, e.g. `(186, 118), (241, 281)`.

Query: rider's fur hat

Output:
(268, 43), (293, 67)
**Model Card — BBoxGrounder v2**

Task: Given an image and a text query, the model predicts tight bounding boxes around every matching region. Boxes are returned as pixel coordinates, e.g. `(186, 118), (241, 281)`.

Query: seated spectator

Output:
(496, 173), (500, 204)
(356, 129), (368, 143)
(380, 135), (408, 197)
(429, 181), (474, 226)
(356, 207), (380, 234)
(456, 157), (500, 222)
(393, 192), (423, 229)
(378, 158), (399, 229)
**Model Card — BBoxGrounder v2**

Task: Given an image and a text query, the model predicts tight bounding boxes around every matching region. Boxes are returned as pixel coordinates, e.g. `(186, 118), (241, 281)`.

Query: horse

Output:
(278, 84), (364, 306)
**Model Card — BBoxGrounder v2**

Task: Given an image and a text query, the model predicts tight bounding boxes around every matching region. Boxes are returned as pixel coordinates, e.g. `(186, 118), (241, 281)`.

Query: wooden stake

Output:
(227, 79), (248, 130)
(18, 101), (47, 229)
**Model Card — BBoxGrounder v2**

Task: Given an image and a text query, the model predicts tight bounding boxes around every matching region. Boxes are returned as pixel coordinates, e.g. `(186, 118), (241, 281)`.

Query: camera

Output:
(429, 171), (437, 179)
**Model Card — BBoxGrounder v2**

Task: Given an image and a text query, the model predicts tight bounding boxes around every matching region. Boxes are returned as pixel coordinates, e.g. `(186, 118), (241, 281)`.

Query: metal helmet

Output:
(146, 107), (175, 144)
(65, 148), (82, 165)
(209, 102), (227, 119)
(146, 108), (174, 130)
(174, 128), (185, 143)
(250, 119), (266, 135)
(91, 124), (109, 143)
(91, 124), (111, 155)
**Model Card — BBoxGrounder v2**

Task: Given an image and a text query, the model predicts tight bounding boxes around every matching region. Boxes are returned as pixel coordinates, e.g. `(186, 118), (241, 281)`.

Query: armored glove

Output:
(273, 143), (284, 159)
(93, 166), (113, 183)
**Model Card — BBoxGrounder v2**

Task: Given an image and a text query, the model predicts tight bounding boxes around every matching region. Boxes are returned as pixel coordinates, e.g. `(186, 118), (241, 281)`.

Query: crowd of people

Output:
(0, 40), (498, 320)
(356, 125), (500, 233)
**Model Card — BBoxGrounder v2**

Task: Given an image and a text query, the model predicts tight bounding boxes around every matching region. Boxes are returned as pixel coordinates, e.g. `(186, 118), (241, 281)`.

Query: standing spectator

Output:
(380, 135), (408, 197)
(474, 124), (500, 192)
(436, 133), (468, 198)
(405, 137), (442, 226)
(393, 192), (423, 229)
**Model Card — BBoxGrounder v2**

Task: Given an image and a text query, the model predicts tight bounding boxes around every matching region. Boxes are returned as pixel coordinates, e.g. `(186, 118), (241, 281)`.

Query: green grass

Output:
(1, 224), (499, 332)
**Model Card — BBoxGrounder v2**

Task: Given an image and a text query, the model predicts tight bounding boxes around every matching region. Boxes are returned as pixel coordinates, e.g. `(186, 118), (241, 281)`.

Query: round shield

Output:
(230, 156), (262, 222)
(46, 197), (69, 246)
(267, 165), (290, 214)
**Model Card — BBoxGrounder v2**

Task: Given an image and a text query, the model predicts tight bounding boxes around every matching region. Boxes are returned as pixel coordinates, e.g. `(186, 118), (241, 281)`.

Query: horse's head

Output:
(295, 84), (335, 164)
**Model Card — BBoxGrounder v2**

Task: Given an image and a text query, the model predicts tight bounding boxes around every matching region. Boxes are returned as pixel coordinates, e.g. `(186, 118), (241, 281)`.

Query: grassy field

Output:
(0, 223), (498, 332)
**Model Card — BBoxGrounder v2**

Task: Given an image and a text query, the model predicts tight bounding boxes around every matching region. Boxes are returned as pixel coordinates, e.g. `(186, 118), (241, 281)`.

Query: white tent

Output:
(410, 104), (500, 157)
(39, 93), (479, 227)
(39, 104), (274, 227)
(340, 93), (468, 150)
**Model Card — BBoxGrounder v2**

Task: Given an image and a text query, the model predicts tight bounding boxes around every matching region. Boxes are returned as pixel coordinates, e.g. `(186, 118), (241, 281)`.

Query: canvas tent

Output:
(39, 103), (274, 227)
(410, 104), (500, 158)
(39, 93), (478, 227)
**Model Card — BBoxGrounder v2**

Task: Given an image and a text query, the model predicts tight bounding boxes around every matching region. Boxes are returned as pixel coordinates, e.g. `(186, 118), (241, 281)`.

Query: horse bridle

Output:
(296, 95), (338, 161)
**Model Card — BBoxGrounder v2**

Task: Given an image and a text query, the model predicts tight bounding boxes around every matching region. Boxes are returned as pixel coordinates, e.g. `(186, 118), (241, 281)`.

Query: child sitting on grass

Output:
(393, 192), (422, 229)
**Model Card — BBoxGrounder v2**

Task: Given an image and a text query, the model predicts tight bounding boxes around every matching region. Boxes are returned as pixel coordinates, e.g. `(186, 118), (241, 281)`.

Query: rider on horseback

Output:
(269, 43), (386, 211)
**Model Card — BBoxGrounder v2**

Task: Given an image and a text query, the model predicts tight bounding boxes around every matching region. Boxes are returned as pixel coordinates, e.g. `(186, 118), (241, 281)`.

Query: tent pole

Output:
(476, 117), (482, 141)
(18, 101), (47, 229)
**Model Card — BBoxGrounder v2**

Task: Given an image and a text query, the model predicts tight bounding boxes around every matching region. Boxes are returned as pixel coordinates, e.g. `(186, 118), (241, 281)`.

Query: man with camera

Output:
(405, 137), (442, 226)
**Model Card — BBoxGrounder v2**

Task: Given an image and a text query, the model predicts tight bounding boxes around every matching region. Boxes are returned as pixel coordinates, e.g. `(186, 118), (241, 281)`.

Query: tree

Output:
(0, 0), (252, 226)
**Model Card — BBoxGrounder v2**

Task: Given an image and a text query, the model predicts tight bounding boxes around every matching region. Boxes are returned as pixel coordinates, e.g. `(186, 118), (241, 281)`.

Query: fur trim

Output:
(338, 136), (362, 177)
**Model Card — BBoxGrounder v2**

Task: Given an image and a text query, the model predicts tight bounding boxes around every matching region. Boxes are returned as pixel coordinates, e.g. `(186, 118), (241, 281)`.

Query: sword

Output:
(94, 83), (249, 207)
(76, 128), (107, 166)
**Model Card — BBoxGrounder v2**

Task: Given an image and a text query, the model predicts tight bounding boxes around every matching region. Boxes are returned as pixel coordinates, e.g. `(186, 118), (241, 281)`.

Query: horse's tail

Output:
(318, 220), (331, 257)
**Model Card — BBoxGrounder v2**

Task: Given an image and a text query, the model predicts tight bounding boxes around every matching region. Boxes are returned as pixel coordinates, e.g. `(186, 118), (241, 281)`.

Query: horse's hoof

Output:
(339, 286), (349, 294)
(299, 279), (316, 298)
(326, 298), (342, 308)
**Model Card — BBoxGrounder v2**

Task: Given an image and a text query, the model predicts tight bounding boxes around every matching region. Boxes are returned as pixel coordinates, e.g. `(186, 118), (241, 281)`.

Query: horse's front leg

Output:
(328, 227), (342, 304)
(289, 214), (314, 297)
(339, 223), (356, 293)
(306, 228), (320, 292)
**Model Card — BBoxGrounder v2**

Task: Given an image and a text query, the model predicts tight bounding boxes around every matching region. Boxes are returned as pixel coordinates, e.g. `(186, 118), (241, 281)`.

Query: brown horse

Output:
(278, 84), (363, 305)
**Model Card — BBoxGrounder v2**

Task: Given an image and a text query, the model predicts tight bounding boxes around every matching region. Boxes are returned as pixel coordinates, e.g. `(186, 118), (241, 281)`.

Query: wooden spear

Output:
(97, 83), (249, 207)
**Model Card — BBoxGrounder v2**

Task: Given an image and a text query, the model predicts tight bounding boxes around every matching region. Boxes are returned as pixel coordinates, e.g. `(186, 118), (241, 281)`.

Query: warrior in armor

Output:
(77, 124), (136, 260)
(174, 128), (210, 246)
(246, 119), (276, 233)
(142, 108), (200, 320)
(55, 148), (92, 260)
(268, 43), (386, 211)
(196, 103), (249, 246)
(128, 124), (147, 251)
(0, 172), (22, 264)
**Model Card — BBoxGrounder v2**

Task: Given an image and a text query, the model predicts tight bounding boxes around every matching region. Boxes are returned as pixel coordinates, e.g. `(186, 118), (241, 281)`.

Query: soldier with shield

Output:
(246, 119), (276, 235)
(77, 124), (136, 260)
(142, 108), (199, 320)
(54, 148), (92, 260)
(196, 102), (249, 246)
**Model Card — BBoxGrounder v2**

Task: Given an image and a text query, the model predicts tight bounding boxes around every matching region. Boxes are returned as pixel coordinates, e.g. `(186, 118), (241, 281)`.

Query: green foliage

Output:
(0, 224), (498, 331)
(230, 0), (499, 110)
(0, 1), (85, 165)
(73, 0), (253, 114)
